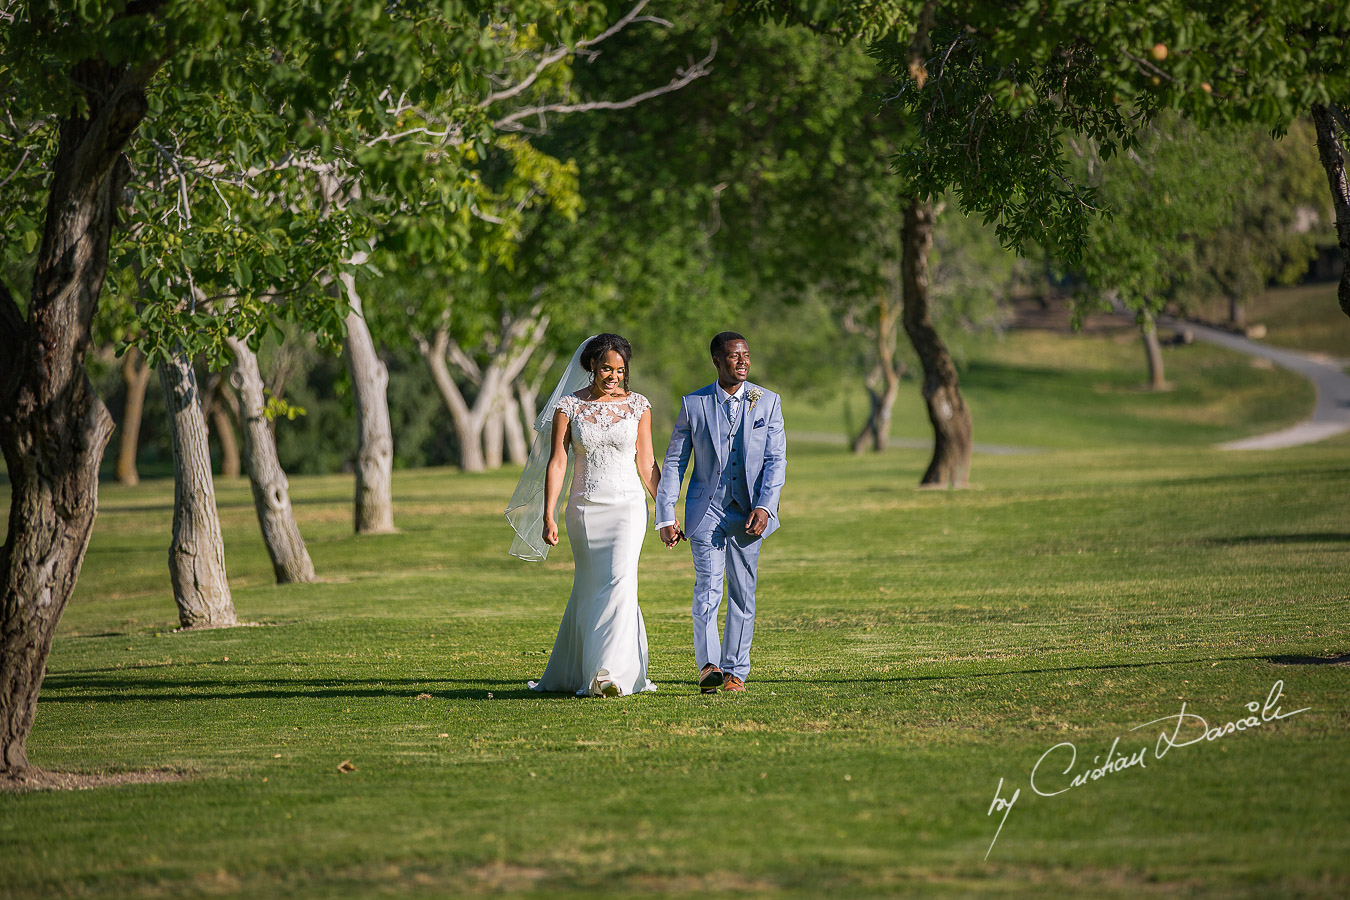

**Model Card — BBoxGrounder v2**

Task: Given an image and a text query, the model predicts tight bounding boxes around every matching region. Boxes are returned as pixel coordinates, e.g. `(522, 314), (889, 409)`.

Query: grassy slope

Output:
(785, 327), (1313, 450)
(1, 329), (1347, 898)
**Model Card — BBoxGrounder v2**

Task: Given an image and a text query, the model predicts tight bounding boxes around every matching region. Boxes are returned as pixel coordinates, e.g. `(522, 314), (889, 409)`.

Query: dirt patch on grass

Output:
(623, 871), (778, 893)
(0, 766), (189, 793)
(464, 861), (551, 891)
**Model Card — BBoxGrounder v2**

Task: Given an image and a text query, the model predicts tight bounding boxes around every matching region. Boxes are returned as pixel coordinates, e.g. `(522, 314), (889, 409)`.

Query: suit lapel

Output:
(705, 389), (727, 466)
(742, 382), (762, 459)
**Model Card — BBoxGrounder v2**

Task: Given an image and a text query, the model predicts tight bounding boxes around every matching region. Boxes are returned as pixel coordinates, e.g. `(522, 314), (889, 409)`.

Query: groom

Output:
(656, 332), (787, 694)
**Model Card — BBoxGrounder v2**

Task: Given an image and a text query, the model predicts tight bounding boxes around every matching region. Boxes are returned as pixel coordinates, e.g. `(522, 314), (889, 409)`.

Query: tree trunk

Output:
(852, 290), (905, 453)
(1, 62), (152, 775)
(502, 388), (530, 465)
(853, 383), (883, 453)
(484, 400), (505, 469)
(872, 364), (902, 453)
(517, 358), (551, 427)
(1139, 310), (1168, 390)
(338, 270), (396, 534)
(203, 373), (241, 479)
(160, 350), (237, 629)
(115, 346), (151, 485)
(1228, 295), (1245, 328)
(1311, 104), (1350, 320)
(853, 369), (907, 453)
(900, 199), (972, 487)
(226, 337), (316, 585)
(416, 307), (550, 473)
(420, 326), (488, 472)
(513, 352), (555, 456)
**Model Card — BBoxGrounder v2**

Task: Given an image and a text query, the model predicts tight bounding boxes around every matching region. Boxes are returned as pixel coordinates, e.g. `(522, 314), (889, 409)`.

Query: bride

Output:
(505, 334), (674, 697)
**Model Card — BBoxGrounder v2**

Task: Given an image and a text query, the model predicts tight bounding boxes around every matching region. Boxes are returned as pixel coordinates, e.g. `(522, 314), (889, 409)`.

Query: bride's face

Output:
(592, 350), (627, 396)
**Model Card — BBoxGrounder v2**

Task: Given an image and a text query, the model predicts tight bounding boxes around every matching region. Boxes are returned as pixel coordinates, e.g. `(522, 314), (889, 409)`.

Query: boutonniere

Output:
(746, 388), (763, 412)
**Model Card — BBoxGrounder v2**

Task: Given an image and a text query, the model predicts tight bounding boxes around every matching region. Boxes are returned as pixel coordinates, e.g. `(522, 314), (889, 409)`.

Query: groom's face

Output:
(713, 339), (751, 388)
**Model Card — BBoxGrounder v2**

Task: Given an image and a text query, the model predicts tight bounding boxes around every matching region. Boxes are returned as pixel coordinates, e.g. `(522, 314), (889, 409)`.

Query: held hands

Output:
(745, 508), (770, 537)
(543, 518), (559, 547)
(661, 512), (765, 545)
(660, 522), (686, 549)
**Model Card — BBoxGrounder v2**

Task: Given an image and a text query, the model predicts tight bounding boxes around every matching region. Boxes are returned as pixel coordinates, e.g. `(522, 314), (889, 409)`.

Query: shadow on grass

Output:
(97, 495), (363, 515)
(39, 673), (560, 702)
(39, 652), (1307, 702)
(1207, 532), (1350, 545)
(1266, 653), (1350, 666)
(750, 652), (1317, 685)
(1149, 467), (1350, 490)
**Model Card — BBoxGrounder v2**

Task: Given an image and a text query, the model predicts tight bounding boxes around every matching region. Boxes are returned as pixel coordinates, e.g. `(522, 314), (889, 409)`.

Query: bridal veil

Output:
(504, 335), (596, 560)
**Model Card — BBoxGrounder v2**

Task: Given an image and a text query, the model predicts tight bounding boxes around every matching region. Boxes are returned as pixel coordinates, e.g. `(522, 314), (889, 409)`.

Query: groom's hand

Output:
(660, 525), (683, 549)
(745, 508), (770, 537)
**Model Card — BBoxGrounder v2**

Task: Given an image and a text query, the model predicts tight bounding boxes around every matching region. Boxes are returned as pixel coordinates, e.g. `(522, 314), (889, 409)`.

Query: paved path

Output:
(1159, 316), (1350, 450)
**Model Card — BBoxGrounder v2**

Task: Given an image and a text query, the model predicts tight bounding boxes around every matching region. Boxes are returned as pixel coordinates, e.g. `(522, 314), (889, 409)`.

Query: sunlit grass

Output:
(784, 325), (1311, 450)
(1, 328), (1346, 898)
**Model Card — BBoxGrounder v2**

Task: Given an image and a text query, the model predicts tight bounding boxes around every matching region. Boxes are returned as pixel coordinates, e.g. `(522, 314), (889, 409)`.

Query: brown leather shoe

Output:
(699, 663), (724, 694)
(722, 675), (746, 692)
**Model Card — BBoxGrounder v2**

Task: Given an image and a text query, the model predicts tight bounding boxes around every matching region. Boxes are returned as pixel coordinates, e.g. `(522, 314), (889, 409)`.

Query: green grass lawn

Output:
(1, 329), (1347, 898)
(783, 327), (1313, 450)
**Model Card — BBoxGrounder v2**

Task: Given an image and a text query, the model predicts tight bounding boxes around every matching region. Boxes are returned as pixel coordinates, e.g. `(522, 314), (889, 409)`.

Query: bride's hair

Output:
(582, 333), (632, 390)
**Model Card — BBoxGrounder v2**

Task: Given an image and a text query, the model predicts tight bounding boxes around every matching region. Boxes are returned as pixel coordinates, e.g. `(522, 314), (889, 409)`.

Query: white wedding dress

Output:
(528, 392), (657, 697)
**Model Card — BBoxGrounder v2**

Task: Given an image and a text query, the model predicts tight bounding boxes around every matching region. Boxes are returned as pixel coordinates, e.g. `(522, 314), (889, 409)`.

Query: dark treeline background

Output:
(12, 3), (1336, 485)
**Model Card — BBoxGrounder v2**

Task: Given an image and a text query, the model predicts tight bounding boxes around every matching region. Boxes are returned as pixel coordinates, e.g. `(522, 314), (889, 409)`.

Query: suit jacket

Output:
(656, 381), (787, 539)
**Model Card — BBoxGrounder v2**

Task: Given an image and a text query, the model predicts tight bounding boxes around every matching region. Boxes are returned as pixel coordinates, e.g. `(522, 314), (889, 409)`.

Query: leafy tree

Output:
(1048, 118), (1327, 390)
(116, 52), (335, 619)
(551, 7), (1012, 483)
(356, 5), (715, 472)
(1179, 119), (1329, 327)
(864, 2), (1350, 316)
(1070, 117), (1256, 389)
(741, 2), (1349, 318)
(0, 0), (502, 779)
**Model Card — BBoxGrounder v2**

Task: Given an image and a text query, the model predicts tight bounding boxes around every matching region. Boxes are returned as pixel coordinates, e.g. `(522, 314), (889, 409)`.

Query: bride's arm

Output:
(636, 409), (661, 501)
(542, 409), (570, 546)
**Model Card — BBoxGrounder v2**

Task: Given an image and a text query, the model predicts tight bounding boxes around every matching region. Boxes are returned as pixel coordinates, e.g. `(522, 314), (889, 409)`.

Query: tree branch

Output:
(525, 350), (556, 397)
(1327, 102), (1350, 139)
(493, 40), (716, 132)
(468, 202), (507, 225)
(478, 0), (664, 110)
(0, 146), (31, 191)
(446, 338), (482, 383)
(420, 323), (477, 427)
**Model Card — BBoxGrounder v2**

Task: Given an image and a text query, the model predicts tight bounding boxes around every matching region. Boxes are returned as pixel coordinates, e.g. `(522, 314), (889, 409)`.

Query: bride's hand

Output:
(543, 518), (559, 546)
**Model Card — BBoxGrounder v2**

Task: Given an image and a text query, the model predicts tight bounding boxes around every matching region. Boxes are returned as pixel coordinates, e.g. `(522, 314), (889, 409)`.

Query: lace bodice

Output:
(558, 392), (650, 501)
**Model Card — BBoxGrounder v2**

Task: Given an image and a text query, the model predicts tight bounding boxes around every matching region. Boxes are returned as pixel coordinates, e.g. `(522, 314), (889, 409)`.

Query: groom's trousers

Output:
(689, 493), (762, 681)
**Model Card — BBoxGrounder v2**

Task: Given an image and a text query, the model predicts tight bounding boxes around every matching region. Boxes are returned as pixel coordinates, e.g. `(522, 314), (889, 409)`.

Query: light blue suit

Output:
(656, 381), (786, 680)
